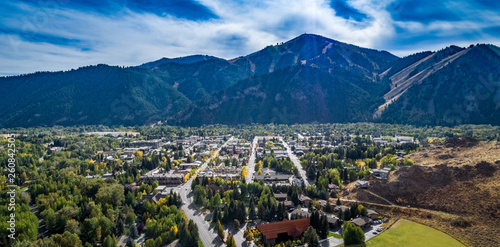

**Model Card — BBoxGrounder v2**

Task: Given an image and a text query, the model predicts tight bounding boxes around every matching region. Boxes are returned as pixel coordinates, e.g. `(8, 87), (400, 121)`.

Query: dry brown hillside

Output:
(347, 137), (500, 246)
(407, 137), (500, 167)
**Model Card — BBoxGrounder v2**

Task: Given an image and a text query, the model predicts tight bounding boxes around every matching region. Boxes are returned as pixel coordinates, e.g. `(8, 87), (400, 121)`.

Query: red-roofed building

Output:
(256, 218), (310, 245)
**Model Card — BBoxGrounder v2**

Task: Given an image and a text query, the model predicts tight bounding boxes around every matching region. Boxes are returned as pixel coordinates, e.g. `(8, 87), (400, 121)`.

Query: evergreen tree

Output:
(102, 235), (117, 247)
(350, 202), (359, 218)
(344, 209), (351, 221)
(129, 225), (139, 239)
(319, 215), (329, 239)
(212, 207), (219, 222)
(216, 220), (225, 240)
(226, 233), (237, 247)
(303, 226), (321, 247)
(248, 197), (256, 221)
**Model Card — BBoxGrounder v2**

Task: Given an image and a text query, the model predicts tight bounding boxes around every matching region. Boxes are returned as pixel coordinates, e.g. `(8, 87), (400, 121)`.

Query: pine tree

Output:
(319, 215), (329, 239)
(226, 233), (237, 247)
(303, 226), (320, 247)
(216, 220), (225, 241)
(248, 197), (256, 221)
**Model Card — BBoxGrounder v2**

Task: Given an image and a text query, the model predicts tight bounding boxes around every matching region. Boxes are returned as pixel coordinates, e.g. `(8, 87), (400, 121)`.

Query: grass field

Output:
(364, 219), (465, 247)
(328, 232), (343, 239)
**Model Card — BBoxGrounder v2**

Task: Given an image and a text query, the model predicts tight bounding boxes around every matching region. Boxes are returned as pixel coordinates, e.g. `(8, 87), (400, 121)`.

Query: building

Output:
(256, 218), (310, 245)
(291, 209), (311, 218)
(351, 217), (372, 228)
(197, 166), (242, 181)
(328, 184), (340, 192)
(284, 201), (295, 211)
(327, 216), (339, 228)
(254, 174), (292, 184)
(356, 180), (370, 189)
(334, 205), (349, 212)
(179, 161), (201, 170)
(131, 139), (162, 149)
(370, 168), (391, 180)
(299, 195), (312, 207)
(140, 169), (184, 186)
(367, 209), (380, 220)
(274, 193), (288, 201)
(317, 199), (328, 208)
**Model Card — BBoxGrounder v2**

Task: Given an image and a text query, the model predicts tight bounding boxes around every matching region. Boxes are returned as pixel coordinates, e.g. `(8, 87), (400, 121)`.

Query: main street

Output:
(245, 136), (259, 184)
(178, 136), (233, 247)
(280, 138), (312, 187)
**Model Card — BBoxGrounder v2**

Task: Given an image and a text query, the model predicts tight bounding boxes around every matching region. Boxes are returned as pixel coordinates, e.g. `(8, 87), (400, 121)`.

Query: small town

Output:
(2, 123), (497, 247)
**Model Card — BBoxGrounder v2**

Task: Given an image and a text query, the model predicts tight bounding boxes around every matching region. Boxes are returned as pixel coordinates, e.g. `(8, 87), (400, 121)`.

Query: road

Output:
(178, 137), (233, 247)
(245, 136), (259, 184)
(280, 138), (312, 187)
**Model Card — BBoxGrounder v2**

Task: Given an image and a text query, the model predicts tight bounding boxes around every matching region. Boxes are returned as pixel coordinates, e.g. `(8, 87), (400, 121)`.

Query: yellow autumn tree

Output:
(241, 166), (248, 179)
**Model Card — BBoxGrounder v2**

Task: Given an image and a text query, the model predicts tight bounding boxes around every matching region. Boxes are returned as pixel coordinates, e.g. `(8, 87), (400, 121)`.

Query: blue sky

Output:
(0, 0), (499, 75)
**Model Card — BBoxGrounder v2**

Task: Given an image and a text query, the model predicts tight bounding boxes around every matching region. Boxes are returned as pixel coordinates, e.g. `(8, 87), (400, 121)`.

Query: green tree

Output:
(233, 219), (240, 230)
(319, 215), (329, 239)
(129, 225), (139, 239)
(96, 184), (125, 208)
(248, 197), (256, 221)
(303, 226), (320, 247)
(343, 221), (365, 245)
(216, 220), (225, 240)
(193, 185), (207, 206)
(226, 233), (237, 247)
(102, 234), (118, 247)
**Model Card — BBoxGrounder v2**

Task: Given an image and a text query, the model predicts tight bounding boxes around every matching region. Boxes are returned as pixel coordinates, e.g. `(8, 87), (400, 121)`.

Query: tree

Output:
(96, 184), (125, 208)
(248, 197), (256, 221)
(126, 237), (135, 247)
(216, 220), (225, 240)
(54, 231), (82, 247)
(102, 234), (117, 247)
(212, 207), (220, 222)
(310, 211), (320, 230)
(350, 203), (359, 218)
(403, 157), (414, 166)
(343, 221), (365, 245)
(343, 209), (351, 221)
(226, 233), (237, 247)
(303, 226), (320, 247)
(129, 225), (139, 239)
(210, 193), (221, 210)
(319, 215), (329, 239)
(233, 219), (240, 230)
(193, 185), (207, 206)
(336, 198), (341, 206)
(80, 218), (98, 245)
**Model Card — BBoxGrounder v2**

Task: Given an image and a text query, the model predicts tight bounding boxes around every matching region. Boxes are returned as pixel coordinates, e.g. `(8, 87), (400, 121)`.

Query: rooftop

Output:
(256, 218), (310, 240)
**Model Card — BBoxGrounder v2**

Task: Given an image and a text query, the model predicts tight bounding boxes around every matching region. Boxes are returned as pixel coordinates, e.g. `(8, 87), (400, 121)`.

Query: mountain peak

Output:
(139, 54), (223, 68)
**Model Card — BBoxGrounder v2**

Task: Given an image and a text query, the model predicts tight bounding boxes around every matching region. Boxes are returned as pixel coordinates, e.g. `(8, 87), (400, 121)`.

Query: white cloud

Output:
(0, 0), (498, 74)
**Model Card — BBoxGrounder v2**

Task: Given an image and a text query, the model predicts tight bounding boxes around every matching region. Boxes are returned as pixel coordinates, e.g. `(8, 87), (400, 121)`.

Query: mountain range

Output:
(0, 34), (499, 128)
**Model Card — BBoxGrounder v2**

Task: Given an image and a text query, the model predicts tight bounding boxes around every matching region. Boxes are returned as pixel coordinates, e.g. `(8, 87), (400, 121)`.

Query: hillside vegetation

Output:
(367, 138), (500, 246)
(1, 34), (499, 127)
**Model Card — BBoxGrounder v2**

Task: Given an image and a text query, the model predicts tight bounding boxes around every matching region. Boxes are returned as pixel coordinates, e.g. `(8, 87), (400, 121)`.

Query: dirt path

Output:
(365, 190), (396, 206)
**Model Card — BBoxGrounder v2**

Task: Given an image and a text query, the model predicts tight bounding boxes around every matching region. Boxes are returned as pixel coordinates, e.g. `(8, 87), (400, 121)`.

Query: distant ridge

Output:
(0, 34), (499, 127)
(139, 54), (224, 68)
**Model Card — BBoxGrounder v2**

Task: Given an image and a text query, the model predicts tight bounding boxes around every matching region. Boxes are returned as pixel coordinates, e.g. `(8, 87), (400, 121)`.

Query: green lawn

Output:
(198, 238), (204, 247)
(328, 232), (343, 239)
(364, 219), (465, 247)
